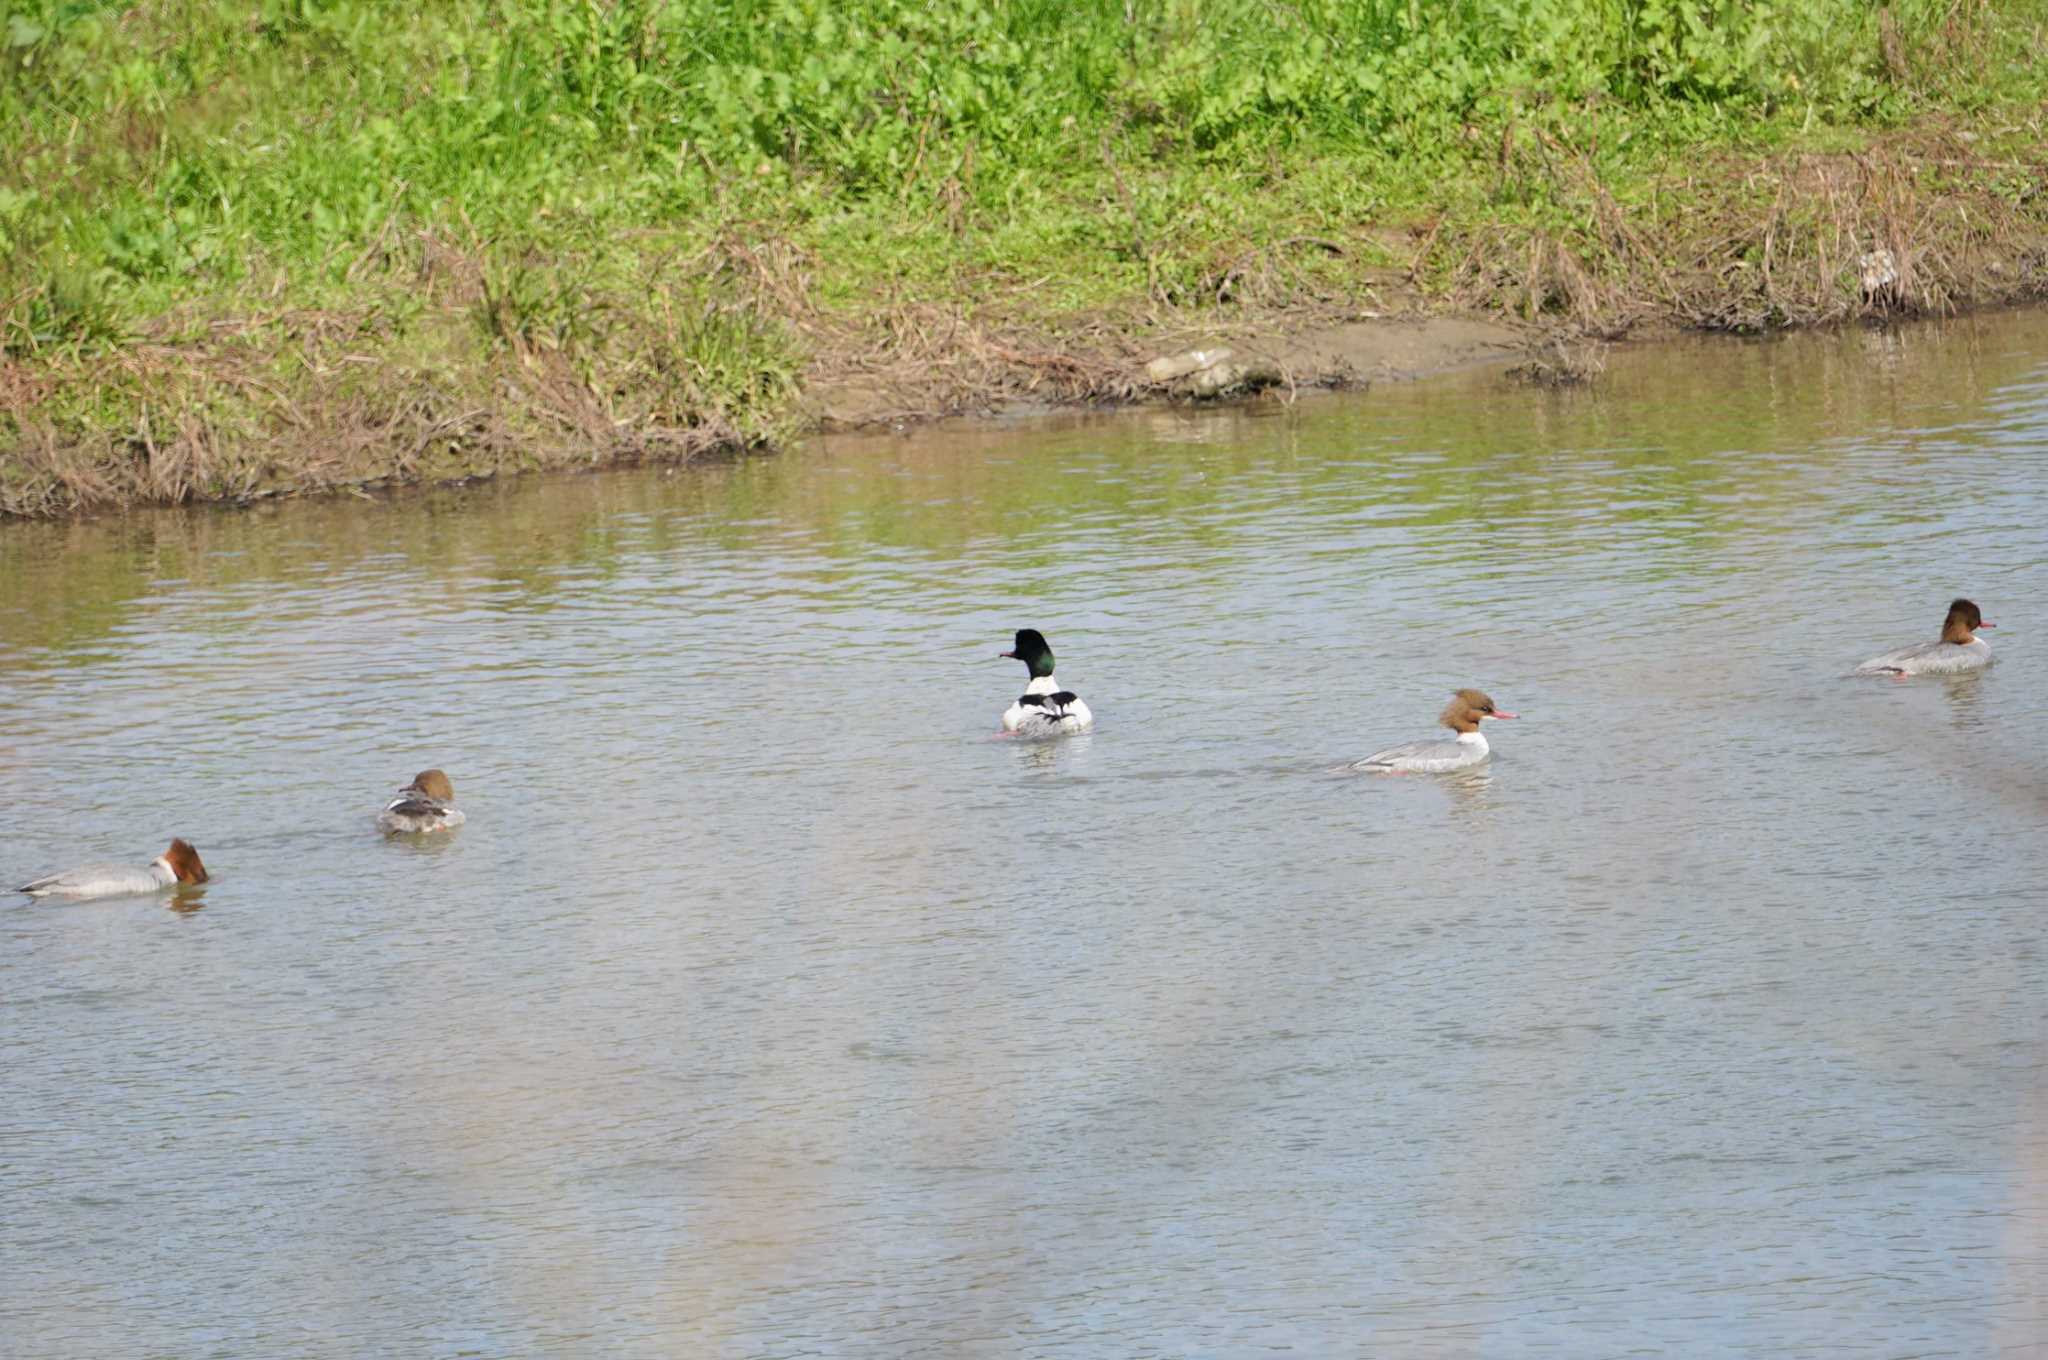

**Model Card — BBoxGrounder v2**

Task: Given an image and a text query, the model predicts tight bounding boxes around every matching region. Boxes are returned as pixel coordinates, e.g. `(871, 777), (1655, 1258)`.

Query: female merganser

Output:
(377, 769), (466, 834)
(1855, 598), (1995, 676)
(998, 629), (1094, 736)
(1354, 689), (1518, 774)
(19, 838), (209, 900)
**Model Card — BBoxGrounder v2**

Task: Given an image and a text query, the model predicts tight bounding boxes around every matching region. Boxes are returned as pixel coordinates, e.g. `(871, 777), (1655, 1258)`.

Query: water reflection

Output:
(1440, 766), (1497, 818)
(1936, 669), (1989, 731)
(2, 310), (2046, 1358)
(1006, 731), (1095, 774)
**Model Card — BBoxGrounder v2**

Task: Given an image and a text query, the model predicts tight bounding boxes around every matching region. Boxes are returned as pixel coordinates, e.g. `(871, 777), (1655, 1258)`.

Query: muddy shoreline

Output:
(8, 116), (2048, 522)
(804, 310), (1535, 431)
(10, 295), (2047, 523)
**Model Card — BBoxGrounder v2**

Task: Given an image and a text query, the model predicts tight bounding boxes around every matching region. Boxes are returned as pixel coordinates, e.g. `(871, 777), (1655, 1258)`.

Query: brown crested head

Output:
(1940, 598), (1987, 644)
(407, 769), (456, 802)
(1438, 688), (1514, 733)
(162, 838), (208, 885)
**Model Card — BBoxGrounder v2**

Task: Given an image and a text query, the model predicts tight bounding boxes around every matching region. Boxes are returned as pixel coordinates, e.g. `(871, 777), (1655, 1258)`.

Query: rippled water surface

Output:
(4, 313), (2047, 1358)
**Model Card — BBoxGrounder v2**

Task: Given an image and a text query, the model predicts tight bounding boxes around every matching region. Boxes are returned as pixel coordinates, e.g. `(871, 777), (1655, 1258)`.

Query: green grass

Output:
(3, 0), (2047, 512)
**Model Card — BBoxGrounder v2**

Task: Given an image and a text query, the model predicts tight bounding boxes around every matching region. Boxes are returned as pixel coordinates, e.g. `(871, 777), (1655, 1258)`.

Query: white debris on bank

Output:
(1141, 346), (1284, 397)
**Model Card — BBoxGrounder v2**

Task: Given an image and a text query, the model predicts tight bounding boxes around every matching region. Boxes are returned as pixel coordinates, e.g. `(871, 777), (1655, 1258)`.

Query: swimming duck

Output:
(998, 629), (1094, 736)
(1354, 689), (1518, 774)
(1855, 598), (1995, 676)
(19, 838), (209, 900)
(377, 769), (466, 834)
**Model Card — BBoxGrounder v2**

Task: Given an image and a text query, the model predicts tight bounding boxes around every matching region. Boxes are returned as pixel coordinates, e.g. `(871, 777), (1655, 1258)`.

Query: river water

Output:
(3, 312), (2045, 1357)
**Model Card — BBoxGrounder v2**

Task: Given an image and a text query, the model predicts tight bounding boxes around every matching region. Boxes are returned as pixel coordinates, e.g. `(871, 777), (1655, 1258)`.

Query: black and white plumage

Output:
(377, 769), (466, 834)
(997, 629), (1094, 736)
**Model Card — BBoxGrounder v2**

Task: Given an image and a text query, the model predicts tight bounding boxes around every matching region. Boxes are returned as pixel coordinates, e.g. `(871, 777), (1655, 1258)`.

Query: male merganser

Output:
(998, 629), (1094, 736)
(1855, 598), (1995, 676)
(1354, 689), (1518, 774)
(377, 769), (466, 834)
(19, 838), (209, 900)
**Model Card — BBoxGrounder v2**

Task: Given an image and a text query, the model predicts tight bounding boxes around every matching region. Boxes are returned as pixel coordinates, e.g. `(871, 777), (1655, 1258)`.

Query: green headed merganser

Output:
(998, 629), (1094, 736)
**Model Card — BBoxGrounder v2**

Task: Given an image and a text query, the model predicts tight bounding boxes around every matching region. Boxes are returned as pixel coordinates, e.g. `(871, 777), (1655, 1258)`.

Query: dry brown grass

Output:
(1506, 334), (1610, 387)
(6, 121), (2047, 518)
(0, 234), (790, 518)
(1447, 128), (2048, 336)
(802, 303), (1142, 423)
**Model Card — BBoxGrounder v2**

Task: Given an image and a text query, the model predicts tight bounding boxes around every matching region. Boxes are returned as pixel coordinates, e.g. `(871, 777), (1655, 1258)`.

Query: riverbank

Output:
(5, 1), (2047, 518)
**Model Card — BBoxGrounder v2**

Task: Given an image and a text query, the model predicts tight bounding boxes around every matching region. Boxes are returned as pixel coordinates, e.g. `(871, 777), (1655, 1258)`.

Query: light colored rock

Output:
(1142, 346), (1288, 396)
(1144, 347), (1233, 382)
(1183, 360), (1284, 396)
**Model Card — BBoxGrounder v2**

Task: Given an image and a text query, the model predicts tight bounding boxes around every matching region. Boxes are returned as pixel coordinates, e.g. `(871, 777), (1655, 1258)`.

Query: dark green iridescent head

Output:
(999, 628), (1057, 679)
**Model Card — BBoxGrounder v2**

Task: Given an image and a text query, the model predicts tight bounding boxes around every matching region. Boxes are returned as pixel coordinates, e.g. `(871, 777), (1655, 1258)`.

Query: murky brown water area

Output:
(3, 313), (2046, 1357)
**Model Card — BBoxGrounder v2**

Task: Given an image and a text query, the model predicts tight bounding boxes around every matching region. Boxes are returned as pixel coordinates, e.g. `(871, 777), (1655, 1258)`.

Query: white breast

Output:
(1001, 675), (1093, 734)
(1356, 728), (1488, 774)
(22, 861), (173, 900)
(1856, 637), (1991, 675)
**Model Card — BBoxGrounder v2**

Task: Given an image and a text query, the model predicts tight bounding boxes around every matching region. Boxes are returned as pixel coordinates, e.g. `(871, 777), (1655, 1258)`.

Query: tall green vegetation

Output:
(1, 1), (2044, 512)
(5, 0), (2036, 347)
